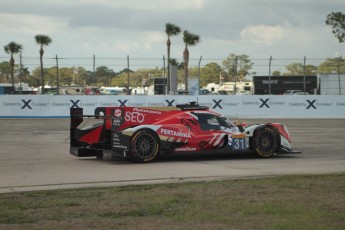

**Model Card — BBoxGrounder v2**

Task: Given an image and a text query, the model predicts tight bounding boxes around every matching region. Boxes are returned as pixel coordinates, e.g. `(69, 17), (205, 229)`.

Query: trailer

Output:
(0, 85), (14, 94)
(319, 74), (345, 95)
(0, 83), (34, 95)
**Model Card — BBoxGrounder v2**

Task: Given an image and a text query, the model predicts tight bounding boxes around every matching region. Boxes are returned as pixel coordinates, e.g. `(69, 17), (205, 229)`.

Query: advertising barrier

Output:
(0, 95), (345, 118)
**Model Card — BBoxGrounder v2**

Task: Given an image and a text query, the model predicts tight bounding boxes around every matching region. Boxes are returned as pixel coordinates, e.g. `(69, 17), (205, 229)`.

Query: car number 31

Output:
(232, 138), (246, 150)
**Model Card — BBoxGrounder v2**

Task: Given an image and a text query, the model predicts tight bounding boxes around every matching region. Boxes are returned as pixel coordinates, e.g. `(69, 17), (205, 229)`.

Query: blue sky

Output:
(0, 0), (344, 75)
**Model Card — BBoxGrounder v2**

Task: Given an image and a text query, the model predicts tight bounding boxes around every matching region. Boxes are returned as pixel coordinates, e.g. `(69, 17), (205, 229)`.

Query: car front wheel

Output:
(252, 126), (280, 158)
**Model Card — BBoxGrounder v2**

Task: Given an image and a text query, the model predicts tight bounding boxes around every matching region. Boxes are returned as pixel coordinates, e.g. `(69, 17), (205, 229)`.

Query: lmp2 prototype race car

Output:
(70, 102), (300, 163)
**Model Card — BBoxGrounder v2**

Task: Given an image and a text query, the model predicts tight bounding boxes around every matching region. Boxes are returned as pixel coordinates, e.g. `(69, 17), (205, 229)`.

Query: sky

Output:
(0, 0), (344, 75)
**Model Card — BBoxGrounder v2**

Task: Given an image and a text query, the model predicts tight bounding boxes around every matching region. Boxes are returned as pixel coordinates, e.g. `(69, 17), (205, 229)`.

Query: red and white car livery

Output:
(70, 102), (300, 163)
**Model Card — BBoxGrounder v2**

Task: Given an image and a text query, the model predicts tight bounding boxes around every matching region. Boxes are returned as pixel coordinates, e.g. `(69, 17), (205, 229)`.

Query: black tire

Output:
(252, 126), (280, 158)
(129, 129), (160, 163)
(96, 152), (103, 160)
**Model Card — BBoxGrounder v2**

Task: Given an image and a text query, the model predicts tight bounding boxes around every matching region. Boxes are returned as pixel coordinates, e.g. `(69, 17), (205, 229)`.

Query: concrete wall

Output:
(1, 95), (344, 118)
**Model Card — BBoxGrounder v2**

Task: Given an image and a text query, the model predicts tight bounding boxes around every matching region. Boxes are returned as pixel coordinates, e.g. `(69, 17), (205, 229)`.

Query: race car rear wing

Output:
(176, 102), (209, 111)
(70, 107), (111, 147)
(70, 107), (107, 151)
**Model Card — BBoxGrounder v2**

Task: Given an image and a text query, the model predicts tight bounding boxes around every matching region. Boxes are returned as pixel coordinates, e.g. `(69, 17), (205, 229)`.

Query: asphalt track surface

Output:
(0, 118), (344, 193)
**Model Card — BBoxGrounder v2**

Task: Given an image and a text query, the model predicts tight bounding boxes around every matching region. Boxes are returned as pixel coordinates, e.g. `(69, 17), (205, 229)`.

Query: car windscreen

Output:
(192, 112), (236, 130)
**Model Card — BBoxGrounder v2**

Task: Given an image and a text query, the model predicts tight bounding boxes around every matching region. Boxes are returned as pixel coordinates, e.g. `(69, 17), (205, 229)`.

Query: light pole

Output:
(303, 56), (306, 94)
(338, 55), (342, 95)
(127, 55), (130, 95)
(198, 56), (202, 95)
(56, 55), (59, 95)
(269, 56), (272, 95)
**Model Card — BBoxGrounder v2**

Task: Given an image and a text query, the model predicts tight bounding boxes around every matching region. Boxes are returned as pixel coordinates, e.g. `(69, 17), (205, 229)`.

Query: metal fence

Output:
(1, 55), (344, 75)
(1, 55), (344, 95)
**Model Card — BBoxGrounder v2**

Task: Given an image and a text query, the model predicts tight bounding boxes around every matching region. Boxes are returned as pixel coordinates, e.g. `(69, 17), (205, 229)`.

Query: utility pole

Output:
(56, 55), (59, 95)
(93, 54), (95, 91)
(234, 56), (237, 95)
(198, 56), (202, 95)
(303, 56), (306, 94)
(338, 56), (342, 95)
(127, 55), (130, 95)
(19, 53), (22, 94)
(269, 56), (272, 95)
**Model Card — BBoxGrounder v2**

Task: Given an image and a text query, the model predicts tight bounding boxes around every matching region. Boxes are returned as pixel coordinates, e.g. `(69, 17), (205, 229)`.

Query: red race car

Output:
(70, 102), (300, 163)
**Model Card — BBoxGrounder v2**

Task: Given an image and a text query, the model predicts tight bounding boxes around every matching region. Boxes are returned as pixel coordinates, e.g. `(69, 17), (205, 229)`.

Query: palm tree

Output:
(35, 34), (52, 94)
(4, 42), (23, 89)
(165, 23), (181, 94)
(183, 30), (200, 92)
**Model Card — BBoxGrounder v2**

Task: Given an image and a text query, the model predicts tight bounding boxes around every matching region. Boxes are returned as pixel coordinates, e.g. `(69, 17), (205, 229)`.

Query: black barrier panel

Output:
(154, 78), (167, 95)
(253, 75), (318, 95)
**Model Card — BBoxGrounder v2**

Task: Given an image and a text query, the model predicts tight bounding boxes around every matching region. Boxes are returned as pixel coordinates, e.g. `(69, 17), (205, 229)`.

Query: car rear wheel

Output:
(252, 126), (280, 158)
(130, 129), (160, 163)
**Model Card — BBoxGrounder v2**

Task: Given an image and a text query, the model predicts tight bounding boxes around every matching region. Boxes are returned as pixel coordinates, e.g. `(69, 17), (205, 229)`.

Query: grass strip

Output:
(0, 173), (344, 230)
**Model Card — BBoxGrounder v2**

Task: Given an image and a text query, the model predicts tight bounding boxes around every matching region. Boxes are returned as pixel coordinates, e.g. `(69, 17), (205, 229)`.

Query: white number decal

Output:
(233, 138), (245, 150)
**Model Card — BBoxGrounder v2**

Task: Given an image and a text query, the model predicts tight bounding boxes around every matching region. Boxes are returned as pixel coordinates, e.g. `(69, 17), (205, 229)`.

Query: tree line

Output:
(1, 55), (344, 90)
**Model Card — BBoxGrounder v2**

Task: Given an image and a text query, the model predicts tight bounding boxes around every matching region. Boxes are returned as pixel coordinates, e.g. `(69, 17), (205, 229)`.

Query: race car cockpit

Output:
(193, 112), (236, 131)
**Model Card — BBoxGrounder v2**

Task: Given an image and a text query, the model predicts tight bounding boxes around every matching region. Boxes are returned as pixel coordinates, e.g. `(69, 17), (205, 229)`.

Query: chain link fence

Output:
(1, 55), (344, 95)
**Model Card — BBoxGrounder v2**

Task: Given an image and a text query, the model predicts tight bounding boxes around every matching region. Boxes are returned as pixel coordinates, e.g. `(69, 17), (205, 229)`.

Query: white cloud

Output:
(0, 13), (67, 35)
(67, 0), (205, 10)
(240, 24), (286, 45)
(143, 31), (165, 44)
(112, 40), (139, 53)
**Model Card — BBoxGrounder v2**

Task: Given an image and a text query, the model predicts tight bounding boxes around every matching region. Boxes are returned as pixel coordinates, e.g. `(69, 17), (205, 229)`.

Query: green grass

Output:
(0, 173), (344, 230)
